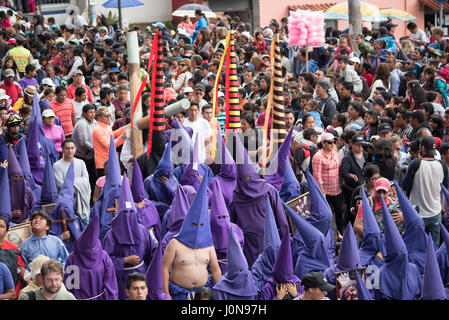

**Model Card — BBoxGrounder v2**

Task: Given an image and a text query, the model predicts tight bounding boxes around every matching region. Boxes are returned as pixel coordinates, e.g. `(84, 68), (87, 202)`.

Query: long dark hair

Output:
(408, 80), (428, 107)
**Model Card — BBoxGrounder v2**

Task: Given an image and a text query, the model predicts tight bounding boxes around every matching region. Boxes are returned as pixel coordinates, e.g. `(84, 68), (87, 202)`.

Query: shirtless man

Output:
(162, 239), (221, 300)
(161, 174), (222, 300)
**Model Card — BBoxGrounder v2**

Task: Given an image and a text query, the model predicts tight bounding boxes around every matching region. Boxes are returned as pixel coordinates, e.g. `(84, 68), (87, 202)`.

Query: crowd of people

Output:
(0, 6), (448, 301)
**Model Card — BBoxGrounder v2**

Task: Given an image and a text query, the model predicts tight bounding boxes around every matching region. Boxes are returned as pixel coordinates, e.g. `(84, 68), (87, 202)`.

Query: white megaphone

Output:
(133, 98), (191, 130)
(164, 98), (190, 117)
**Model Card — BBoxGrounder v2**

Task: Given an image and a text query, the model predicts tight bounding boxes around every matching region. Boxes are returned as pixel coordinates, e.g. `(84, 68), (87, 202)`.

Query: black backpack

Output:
(294, 144), (317, 175)
(0, 248), (20, 285)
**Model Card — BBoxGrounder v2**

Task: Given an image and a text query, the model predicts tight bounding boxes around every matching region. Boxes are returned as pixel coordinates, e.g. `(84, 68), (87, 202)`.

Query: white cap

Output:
(42, 109), (55, 118)
(183, 87), (194, 93)
(41, 78), (55, 87)
(349, 52), (360, 64)
(0, 88), (9, 101)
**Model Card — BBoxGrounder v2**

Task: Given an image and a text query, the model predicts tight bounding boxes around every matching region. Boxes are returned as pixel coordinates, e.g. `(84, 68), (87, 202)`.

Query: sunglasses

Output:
(179, 64), (186, 67)
(324, 140), (335, 144)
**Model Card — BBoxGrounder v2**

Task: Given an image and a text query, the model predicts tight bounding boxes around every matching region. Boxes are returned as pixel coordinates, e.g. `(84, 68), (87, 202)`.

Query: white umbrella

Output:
(172, 3), (216, 18)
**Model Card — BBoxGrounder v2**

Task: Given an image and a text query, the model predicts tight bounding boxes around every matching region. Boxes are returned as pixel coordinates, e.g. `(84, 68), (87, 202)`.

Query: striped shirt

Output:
(50, 98), (75, 136)
(312, 149), (341, 196)
(396, 125), (413, 140)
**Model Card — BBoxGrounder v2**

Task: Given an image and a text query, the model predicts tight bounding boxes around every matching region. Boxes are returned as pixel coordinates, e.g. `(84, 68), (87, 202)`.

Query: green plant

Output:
(105, 11), (119, 26)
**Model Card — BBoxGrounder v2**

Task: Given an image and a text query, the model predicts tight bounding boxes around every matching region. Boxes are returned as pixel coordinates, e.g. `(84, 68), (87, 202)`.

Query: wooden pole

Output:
(305, 45), (309, 73)
(126, 31), (143, 158)
(348, 0), (362, 53)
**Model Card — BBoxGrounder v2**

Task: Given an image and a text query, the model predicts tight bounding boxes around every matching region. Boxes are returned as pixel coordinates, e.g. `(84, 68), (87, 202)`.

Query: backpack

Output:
(0, 248), (20, 285)
(294, 143), (317, 175)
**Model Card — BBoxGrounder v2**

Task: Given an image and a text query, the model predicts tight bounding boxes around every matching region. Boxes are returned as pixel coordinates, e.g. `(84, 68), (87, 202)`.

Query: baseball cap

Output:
(317, 78), (331, 91)
(183, 87), (194, 94)
(386, 22), (398, 30)
(378, 122), (393, 134)
(73, 69), (83, 76)
(302, 271), (335, 292)
(4, 68), (14, 78)
(321, 132), (335, 142)
(379, 26), (388, 35)
(199, 63), (210, 70)
(6, 38), (16, 45)
(194, 83), (205, 91)
(303, 127), (322, 140)
(351, 134), (365, 145)
(349, 123), (363, 131)
(386, 47), (398, 55)
(244, 63), (255, 70)
(152, 22), (166, 29)
(349, 55), (361, 64)
(41, 78), (55, 87)
(42, 109), (55, 118)
(108, 67), (120, 74)
(374, 177), (391, 192)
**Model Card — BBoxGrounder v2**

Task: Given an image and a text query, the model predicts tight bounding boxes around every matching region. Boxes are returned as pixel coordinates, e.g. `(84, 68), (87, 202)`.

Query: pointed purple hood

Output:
(111, 173), (144, 245)
(50, 161), (84, 249)
(105, 135), (122, 189)
(161, 185), (194, 251)
(72, 215), (102, 269)
(305, 169), (333, 236)
(212, 228), (258, 297)
(174, 174), (213, 249)
(145, 140), (179, 205)
(0, 137), (7, 162)
(394, 181), (426, 274)
(232, 133), (267, 202)
(8, 144), (33, 223)
(26, 107), (45, 184)
(0, 139), (10, 221)
(250, 198), (281, 290)
(379, 197), (422, 300)
(40, 156), (58, 204)
(355, 271), (373, 300)
(264, 127), (294, 190)
(421, 234), (447, 300)
(271, 232), (299, 284)
(214, 136), (237, 208)
(17, 137), (41, 200)
(131, 158), (147, 203)
(359, 188), (385, 267)
(284, 203), (331, 279)
(179, 133), (202, 190)
(0, 165), (11, 222)
(279, 160), (301, 203)
(209, 178), (244, 251)
(145, 243), (169, 300)
(56, 160), (75, 209)
(336, 223), (361, 271)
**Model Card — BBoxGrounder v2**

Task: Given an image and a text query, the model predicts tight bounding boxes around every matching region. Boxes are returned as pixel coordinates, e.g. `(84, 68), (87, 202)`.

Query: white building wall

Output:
(93, 0), (172, 25)
(41, 0), (172, 27)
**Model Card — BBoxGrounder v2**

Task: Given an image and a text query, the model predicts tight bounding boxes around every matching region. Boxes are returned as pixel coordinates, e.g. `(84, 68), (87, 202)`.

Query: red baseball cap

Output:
(374, 177), (390, 192)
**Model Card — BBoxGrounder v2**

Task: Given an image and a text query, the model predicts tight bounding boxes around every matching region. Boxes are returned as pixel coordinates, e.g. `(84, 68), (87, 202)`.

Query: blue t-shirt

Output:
(0, 262), (14, 295)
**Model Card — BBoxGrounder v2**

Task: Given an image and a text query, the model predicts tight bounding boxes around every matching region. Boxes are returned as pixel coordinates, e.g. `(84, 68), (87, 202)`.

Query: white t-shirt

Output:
(183, 117), (212, 164)
(72, 99), (89, 119)
(410, 29), (428, 48)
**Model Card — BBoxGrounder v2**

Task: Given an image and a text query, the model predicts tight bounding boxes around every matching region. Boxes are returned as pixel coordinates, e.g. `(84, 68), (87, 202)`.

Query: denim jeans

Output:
(422, 212), (441, 248)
